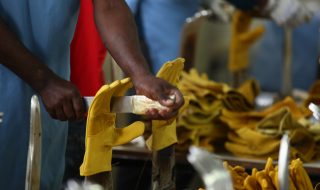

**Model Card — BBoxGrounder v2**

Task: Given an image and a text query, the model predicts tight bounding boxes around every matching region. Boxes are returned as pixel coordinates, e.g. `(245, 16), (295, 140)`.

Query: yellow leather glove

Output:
(146, 58), (185, 151)
(80, 78), (145, 176)
(228, 11), (265, 73)
(220, 109), (263, 130)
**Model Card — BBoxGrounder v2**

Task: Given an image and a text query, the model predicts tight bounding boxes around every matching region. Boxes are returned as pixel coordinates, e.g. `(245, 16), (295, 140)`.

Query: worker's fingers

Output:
(54, 107), (68, 121)
(158, 89), (184, 108)
(145, 107), (178, 120)
(62, 101), (76, 120)
(72, 96), (85, 120)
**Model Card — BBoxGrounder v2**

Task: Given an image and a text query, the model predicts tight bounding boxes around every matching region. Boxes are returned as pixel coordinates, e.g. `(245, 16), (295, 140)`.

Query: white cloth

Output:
(266, 0), (317, 28)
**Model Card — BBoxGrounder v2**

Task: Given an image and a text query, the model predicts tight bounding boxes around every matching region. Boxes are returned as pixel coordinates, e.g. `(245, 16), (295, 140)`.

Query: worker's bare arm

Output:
(0, 17), (84, 121)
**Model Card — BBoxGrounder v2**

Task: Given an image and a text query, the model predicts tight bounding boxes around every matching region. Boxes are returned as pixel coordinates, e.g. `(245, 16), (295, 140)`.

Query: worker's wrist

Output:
(130, 71), (153, 84)
(128, 64), (153, 83)
(29, 67), (56, 93)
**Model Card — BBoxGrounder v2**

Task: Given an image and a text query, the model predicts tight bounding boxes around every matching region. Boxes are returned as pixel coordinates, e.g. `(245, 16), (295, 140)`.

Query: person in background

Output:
(125, 0), (202, 73)
(225, 0), (320, 92)
(70, 0), (107, 97)
(126, 0), (319, 92)
(0, 0), (184, 189)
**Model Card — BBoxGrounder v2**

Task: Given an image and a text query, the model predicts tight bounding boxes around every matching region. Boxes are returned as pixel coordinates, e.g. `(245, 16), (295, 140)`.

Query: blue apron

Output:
(126, 0), (200, 73)
(250, 14), (320, 92)
(0, 1), (79, 189)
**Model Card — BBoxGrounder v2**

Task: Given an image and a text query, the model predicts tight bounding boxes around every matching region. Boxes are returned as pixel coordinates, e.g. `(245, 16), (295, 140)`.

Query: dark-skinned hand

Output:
(132, 74), (184, 120)
(37, 75), (85, 121)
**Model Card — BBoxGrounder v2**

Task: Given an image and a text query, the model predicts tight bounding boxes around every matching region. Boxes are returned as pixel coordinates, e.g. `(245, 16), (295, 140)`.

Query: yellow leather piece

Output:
(256, 107), (303, 136)
(255, 170), (275, 190)
(176, 116), (227, 152)
(269, 171), (280, 190)
(179, 68), (231, 98)
(290, 159), (314, 190)
(225, 158), (314, 190)
(228, 11), (265, 73)
(289, 129), (316, 162)
(181, 68), (231, 93)
(220, 109), (262, 130)
(264, 157), (275, 175)
(146, 58), (184, 151)
(80, 78), (145, 176)
(303, 80), (320, 108)
(220, 97), (307, 131)
(157, 57), (184, 83)
(244, 175), (259, 190)
(223, 161), (248, 190)
(225, 128), (280, 158)
(222, 90), (254, 111)
(261, 97), (307, 119)
(146, 119), (176, 150)
(237, 79), (260, 105)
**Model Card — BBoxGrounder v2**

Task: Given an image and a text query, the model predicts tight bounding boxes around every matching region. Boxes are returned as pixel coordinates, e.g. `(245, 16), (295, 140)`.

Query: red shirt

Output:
(70, 0), (107, 96)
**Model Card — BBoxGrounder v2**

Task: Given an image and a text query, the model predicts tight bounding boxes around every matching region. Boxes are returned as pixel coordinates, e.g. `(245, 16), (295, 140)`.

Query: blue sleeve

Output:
(226, 0), (261, 10)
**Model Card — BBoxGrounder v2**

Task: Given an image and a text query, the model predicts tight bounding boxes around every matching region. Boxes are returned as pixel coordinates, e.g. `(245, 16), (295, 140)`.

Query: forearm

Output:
(93, 0), (152, 82)
(0, 17), (55, 92)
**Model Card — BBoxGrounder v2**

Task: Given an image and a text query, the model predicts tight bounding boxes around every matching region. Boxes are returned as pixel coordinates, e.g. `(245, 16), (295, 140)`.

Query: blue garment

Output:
(126, 0), (200, 73)
(0, 1), (79, 189)
(250, 15), (320, 92)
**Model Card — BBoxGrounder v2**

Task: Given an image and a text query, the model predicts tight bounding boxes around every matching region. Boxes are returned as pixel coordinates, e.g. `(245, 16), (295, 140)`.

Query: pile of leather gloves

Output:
(176, 68), (258, 152)
(224, 157), (315, 190)
(176, 68), (319, 162)
(221, 97), (316, 162)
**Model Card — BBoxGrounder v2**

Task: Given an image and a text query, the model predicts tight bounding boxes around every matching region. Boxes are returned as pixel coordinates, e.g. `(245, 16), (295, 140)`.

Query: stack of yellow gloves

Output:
(224, 157), (314, 190)
(220, 97), (309, 131)
(80, 78), (145, 176)
(222, 98), (315, 161)
(175, 68), (260, 152)
(176, 69), (230, 152)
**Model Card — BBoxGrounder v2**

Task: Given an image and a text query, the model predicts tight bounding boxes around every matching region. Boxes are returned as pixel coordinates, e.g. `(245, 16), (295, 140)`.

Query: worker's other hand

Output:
(133, 75), (184, 120)
(37, 76), (85, 121)
(265, 0), (313, 28)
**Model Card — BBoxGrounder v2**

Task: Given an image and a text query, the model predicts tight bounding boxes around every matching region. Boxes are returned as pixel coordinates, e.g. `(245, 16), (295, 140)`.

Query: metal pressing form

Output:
(187, 146), (233, 190)
(25, 95), (42, 190)
(278, 133), (290, 190)
(281, 28), (293, 97)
